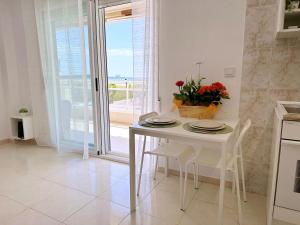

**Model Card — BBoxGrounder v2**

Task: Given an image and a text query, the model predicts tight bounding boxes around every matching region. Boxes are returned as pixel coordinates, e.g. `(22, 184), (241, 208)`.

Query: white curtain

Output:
(132, 0), (160, 153)
(132, 0), (160, 119)
(34, 0), (91, 159)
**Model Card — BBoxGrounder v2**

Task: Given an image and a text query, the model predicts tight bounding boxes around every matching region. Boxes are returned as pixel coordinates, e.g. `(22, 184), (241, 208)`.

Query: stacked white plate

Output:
(187, 120), (225, 131)
(145, 117), (176, 125)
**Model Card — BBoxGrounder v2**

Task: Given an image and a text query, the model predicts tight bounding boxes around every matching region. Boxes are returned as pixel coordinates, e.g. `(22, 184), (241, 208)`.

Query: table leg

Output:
(218, 143), (226, 225)
(129, 128), (136, 211)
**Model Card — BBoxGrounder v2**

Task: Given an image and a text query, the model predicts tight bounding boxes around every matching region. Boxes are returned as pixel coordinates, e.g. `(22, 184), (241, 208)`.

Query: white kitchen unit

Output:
(267, 101), (300, 225)
(276, 0), (300, 38)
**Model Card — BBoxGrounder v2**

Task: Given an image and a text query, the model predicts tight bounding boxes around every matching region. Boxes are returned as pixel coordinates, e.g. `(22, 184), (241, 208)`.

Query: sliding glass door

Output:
(36, 0), (155, 157)
(90, 0), (134, 156)
(35, 0), (96, 154)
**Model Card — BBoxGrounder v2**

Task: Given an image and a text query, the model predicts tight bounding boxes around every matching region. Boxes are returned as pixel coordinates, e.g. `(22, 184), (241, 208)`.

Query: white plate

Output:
(145, 117), (176, 124)
(188, 120), (224, 129)
(189, 123), (225, 131)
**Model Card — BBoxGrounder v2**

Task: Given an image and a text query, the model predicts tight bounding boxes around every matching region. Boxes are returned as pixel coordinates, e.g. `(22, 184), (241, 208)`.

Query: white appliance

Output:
(267, 101), (300, 225)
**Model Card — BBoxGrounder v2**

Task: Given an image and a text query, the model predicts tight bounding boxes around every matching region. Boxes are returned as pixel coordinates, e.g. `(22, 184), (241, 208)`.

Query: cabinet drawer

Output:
(282, 121), (300, 141)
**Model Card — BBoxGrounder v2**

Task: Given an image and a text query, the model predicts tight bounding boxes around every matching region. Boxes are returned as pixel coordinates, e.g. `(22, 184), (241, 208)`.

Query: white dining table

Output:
(129, 116), (239, 225)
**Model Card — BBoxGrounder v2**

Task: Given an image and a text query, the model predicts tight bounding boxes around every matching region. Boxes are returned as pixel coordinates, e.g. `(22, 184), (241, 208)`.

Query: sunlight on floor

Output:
(0, 143), (270, 225)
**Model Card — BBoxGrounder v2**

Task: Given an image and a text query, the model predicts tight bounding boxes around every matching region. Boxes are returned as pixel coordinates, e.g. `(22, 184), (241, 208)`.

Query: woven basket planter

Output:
(178, 105), (218, 119)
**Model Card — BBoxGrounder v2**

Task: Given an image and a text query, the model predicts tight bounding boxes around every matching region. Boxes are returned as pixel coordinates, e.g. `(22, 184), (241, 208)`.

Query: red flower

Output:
(212, 82), (226, 91)
(175, 80), (184, 87)
(197, 85), (211, 95)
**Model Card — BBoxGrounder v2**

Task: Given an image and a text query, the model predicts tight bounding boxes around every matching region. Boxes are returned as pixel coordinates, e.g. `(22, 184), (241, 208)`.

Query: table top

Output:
(130, 116), (240, 144)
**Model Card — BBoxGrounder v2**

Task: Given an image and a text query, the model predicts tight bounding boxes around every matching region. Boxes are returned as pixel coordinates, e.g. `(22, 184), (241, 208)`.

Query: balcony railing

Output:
(58, 75), (141, 125)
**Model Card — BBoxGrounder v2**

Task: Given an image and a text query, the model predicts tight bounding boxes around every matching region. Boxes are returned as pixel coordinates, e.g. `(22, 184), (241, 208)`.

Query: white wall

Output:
(0, 0), (50, 144)
(0, 1), (11, 140)
(0, 0), (32, 115)
(158, 0), (246, 178)
(0, 62), (9, 140)
(159, 0), (246, 119)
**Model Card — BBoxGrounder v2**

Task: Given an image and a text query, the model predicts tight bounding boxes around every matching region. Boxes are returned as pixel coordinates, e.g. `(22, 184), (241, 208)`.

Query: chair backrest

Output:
(138, 112), (162, 146)
(139, 112), (159, 122)
(233, 119), (251, 157)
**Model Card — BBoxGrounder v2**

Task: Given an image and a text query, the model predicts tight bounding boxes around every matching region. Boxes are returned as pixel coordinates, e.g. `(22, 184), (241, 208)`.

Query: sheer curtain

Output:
(34, 0), (91, 159)
(132, 0), (160, 153)
(132, 0), (160, 119)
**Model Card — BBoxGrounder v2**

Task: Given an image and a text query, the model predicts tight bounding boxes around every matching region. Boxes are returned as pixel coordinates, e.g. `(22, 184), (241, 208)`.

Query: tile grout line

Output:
(61, 196), (97, 224)
(24, 207), (64, 224)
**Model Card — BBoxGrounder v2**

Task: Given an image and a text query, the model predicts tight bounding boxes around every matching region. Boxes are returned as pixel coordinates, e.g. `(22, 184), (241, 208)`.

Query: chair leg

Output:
(195, 163), (199, 189)
(137, 136), (147, 196)
(179, 163), (184, 210)
(165, 157), (168, 177)
(234, 158), (243, 225)
(232, 171), (236, 194)
(239, 148), (247, 202)
(192, 163), (197, 189)
(153, 155), (159, 180)
(182, 162), (190, 210)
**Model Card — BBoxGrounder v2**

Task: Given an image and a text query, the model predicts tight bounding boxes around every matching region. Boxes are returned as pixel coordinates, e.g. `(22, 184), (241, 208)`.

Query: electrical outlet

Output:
(224, 67), (236, 78)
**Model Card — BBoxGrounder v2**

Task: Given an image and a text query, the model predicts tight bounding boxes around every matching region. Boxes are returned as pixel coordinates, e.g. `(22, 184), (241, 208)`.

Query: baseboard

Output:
(273, 206), (300, 225)
(13, 139), (37, 145)
(158, 167), (233, 188)
(0, 139), (11, 145)
(0, 138), (38, 146)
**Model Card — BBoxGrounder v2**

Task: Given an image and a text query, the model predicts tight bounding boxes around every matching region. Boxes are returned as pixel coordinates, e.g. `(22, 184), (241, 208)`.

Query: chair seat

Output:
(145, 142), (195, 161)
(193, 148), (234, 170)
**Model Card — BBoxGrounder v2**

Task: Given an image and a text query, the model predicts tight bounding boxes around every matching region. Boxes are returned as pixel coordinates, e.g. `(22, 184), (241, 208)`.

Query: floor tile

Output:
(194, 182), (237, 210)
(179, 199), (238, 225)
(0, 196), (26, 224)
(241, 192), (267, 225)
(272, 219), (295, 225)
(97, 162), (130, 180)
(119, 211), (175, 225)
(7, 209), (63, 225)
(31, 186), (94, 221)
(0, 178), (64, 206)
(45, 166), (121, 196)
(241, 192), (266, 217)
(99, 179), (136, 208)
(138, 188), (185, 224)
(65, 198), (129, 225)
(99, 173), (161, 208)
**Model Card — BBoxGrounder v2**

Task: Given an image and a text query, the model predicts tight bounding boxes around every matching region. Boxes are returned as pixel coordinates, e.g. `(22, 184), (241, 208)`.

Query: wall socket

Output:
(224, 67), (236, 78)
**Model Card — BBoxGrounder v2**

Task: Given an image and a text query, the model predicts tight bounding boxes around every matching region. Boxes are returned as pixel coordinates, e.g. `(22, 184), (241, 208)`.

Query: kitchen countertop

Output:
(277, 101), (300, 121)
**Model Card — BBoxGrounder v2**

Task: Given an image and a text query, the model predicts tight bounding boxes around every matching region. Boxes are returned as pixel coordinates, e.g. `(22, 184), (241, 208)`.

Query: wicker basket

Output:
(178, 105), (218, 119)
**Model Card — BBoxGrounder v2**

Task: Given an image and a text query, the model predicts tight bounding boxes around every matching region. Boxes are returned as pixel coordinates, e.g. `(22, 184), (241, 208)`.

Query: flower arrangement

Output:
(174, 78), (229, 107)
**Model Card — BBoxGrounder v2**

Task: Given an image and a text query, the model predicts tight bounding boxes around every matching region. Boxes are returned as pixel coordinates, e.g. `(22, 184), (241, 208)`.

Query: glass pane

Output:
(54, 12), (94, 148)
(105, 3), (133, 155)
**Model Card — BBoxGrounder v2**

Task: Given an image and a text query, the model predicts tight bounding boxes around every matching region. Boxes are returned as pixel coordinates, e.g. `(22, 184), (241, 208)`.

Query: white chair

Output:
(137, 112), (195, 210)
(182, 119), (251, 222)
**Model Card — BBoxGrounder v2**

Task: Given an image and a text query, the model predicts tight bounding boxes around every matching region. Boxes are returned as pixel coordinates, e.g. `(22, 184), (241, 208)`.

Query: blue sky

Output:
(106, 19), (133, 78)
(56, 19), (133, 78)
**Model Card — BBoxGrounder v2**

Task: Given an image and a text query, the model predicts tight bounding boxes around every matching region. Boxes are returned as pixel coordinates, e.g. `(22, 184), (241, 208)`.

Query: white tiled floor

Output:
(0, 143), (269, 225)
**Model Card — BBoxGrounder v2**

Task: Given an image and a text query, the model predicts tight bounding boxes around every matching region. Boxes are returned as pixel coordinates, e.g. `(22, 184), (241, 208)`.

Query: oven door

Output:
(275, 139), (300, 212)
